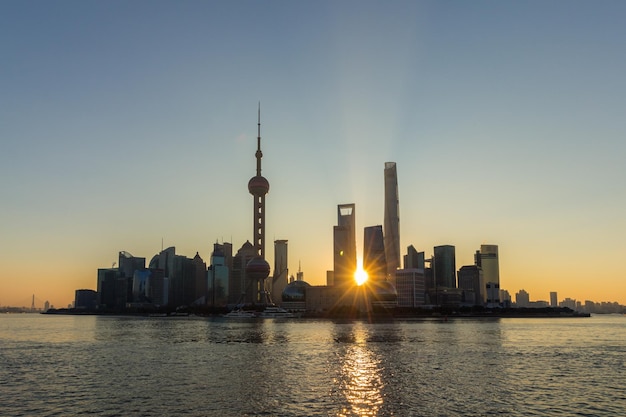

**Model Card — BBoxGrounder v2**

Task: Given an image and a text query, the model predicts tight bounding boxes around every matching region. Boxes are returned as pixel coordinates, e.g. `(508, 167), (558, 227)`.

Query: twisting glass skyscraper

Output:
(384, 162), (400, 278)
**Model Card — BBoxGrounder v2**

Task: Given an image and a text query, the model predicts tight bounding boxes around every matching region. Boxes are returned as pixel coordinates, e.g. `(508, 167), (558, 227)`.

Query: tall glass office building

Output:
(333, 204), (356, 287)
(434, 245), (456, 289)
(363, 225), (387, 281)
(480, 244), (500, 305)
(383, 162), (400, 277)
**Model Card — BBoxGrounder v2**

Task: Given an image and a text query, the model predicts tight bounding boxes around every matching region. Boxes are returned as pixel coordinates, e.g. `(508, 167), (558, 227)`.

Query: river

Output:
(1, 314), (624, 416)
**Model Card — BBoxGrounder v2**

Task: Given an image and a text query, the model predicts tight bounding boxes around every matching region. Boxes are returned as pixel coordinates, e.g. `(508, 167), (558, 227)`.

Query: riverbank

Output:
(41, 306), (591, 319)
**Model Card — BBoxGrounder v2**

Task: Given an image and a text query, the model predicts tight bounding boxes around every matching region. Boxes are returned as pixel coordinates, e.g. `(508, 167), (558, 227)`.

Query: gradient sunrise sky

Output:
(2, 1), (625, 308)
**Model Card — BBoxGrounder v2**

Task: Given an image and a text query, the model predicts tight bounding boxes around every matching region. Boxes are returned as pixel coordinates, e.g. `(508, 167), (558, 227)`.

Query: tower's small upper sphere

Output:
(246, 256), (271, 280)
(248, 175), (270, 196)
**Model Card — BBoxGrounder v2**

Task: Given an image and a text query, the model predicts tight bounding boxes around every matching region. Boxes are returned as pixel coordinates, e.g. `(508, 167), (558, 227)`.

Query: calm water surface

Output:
(0, 314), (624, 416)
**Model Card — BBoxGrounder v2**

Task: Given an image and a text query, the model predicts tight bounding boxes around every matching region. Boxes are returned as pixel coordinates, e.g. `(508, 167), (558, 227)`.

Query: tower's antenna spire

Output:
(256, 102), (262, 176)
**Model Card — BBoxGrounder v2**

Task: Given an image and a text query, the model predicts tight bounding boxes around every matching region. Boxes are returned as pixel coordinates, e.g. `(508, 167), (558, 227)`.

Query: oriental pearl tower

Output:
(246, 104), (272, 305)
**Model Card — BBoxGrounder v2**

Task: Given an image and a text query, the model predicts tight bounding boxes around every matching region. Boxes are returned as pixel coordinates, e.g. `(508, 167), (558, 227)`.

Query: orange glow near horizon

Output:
(354, 260), (369, 286)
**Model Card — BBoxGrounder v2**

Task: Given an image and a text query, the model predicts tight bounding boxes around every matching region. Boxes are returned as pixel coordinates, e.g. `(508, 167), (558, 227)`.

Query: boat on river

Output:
(258, 306), (296, 318)
(223, 304), (296, 319)
(222, 309), (258, 318)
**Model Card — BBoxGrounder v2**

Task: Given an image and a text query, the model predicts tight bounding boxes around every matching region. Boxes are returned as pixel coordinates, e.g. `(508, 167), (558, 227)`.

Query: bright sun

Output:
(354, 265), (369, 286)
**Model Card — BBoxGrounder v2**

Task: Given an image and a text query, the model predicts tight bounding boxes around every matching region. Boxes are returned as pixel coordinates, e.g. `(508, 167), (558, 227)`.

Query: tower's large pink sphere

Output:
(248, 176), (270, 196)
(246, 256), (270, 280)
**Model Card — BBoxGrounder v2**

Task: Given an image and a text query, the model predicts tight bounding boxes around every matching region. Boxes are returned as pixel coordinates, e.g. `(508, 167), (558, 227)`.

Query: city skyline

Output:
(2, 1), (626, 307)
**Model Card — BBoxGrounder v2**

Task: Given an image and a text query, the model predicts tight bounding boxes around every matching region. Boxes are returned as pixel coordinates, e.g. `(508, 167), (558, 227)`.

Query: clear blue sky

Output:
(2, 0), (625, 307)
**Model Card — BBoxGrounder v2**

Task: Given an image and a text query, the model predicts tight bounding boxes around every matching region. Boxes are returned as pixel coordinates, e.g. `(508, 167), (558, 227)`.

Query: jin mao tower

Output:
(333, 204), (357, 287)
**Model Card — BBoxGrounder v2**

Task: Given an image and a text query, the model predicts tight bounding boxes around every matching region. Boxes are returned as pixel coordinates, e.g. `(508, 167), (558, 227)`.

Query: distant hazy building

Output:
(530, 300), (549, 308)
(395, 269), (425, 307)
(550, 291), (558, 307)
(296, 263), (304, 282)
(515, 289), (530, 307)
(434, 245), (456, 289)
(383, 162), (400, 277)
(333, 203), (357, 288)
(560, 297), (577, 310)
(363, 225), (387, 282)
(404, 245), (425, 270)
(271, 240), (289, 305)
(500, 289), (511, 307)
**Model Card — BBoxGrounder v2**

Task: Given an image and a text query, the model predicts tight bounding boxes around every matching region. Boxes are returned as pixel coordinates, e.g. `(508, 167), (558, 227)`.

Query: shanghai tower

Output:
(383, 162), (400, 278)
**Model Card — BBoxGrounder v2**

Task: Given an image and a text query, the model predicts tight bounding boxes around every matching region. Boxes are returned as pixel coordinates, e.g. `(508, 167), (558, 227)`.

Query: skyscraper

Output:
(457, 265), (483, 306)
(271, 239), (289, 304)
(395, 269), (425, 308)
(515, 289), (530, 307)
(246, 105), (271, 305)
(118, 251), (145, 307)
(480, 244), (500, 305)
(208, 242), (230, 307)
(404, 245), (425, 269)
(550, 291), (558, 307)
(363, 225), (387, 282)
(434, 245), (456, 289)
(384, 162), (400, 277)
(96, 268), (118, 309)
(333, 203), (356, 287)
(230, 241), (256, 304)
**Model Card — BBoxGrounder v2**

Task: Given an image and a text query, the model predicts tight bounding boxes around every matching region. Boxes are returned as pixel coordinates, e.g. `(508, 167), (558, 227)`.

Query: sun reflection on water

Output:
(337, 324), (384, 417)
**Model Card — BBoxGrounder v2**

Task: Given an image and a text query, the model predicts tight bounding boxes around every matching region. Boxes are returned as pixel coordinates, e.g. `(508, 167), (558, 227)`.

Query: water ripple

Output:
(0, 315), (624, 416)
